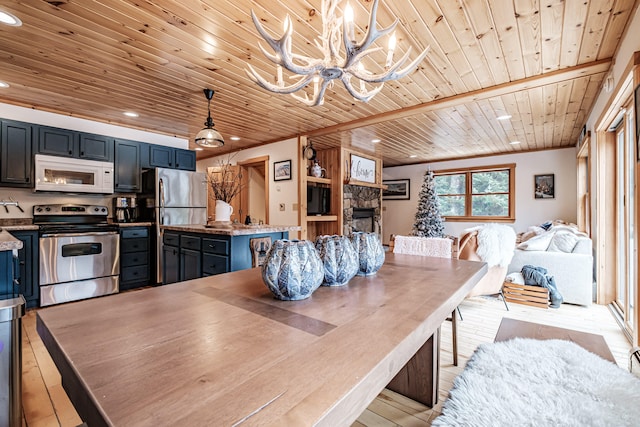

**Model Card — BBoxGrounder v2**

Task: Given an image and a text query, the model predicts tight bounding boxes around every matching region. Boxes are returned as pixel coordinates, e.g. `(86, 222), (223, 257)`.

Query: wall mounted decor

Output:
(350, 154), (376, 183)
(273, 159), (292, 181)
(383, 179), (410, 200)
(534, 174), (555, 199)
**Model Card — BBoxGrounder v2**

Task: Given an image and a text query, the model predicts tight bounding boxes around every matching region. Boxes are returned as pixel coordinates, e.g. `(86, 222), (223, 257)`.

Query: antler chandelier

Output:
(245, 0), (429, 107)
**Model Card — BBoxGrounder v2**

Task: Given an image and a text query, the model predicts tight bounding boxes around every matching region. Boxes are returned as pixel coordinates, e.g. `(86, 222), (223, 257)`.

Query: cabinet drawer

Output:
(180, 235), (201, 251)
(202, 237), (229, 255)
(202, 253), (229, 275)
(163, 232), (179, 247)
(122, 228), (149, 239)
(121, 265), (149, 282)
(121, 238), (148, 253)
(121, 251), (148, 267)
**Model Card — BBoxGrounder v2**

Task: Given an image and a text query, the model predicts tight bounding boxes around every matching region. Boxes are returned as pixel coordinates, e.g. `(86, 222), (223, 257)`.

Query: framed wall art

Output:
(350, 154), (376, 183)
(534, 174), (555, 199)
(383, 179), (410, 200)
(273, 159), (292, 181)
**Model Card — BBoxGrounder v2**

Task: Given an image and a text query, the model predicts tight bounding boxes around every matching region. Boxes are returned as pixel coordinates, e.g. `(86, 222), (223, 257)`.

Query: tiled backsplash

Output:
(0, 187), (116, 220)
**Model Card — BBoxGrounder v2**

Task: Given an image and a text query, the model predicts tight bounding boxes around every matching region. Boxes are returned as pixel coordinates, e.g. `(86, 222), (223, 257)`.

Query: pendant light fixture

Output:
(194, 88), (224, 148)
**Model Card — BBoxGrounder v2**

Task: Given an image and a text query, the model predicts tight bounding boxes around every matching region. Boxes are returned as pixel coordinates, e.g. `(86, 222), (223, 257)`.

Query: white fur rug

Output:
(432, 338), (640, 427)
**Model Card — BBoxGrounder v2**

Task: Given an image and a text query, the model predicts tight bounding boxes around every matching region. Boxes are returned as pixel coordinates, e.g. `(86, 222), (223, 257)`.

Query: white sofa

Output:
(507, 227), (593, 306)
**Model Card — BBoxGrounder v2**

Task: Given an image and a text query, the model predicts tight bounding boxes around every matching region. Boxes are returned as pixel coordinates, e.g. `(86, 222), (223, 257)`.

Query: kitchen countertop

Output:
(161, 224), (301, 236)
(112, 222), (154, 227)
(0, 218), (38, 231)
(0, 230), (24, 251)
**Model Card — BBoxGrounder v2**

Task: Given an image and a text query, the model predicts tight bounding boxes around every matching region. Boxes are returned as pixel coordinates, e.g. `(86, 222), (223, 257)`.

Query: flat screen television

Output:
(307, 186), (330, 215)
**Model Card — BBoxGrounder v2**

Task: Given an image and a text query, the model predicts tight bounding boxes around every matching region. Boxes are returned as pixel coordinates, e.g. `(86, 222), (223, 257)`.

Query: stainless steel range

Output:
(34, 204), (120, 307)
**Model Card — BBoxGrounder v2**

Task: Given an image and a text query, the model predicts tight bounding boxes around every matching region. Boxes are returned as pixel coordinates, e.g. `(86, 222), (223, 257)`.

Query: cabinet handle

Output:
(81, 151), (85, 156)
(69, 150), (73, 155)
(133, 271), (138, 276)
(25, 177), (30, 183)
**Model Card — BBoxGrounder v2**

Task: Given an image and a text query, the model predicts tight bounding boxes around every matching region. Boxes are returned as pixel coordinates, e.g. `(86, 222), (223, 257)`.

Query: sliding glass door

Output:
(614, 104), (636, 333)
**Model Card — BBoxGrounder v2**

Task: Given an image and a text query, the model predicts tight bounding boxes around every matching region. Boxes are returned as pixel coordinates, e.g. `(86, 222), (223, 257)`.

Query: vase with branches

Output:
(208, 161), (243, 204)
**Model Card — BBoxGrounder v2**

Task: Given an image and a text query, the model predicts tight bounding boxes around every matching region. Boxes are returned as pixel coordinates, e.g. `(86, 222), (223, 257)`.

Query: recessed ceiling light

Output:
(0, 81), (9, 88)
(194, 147), (204, 151)
(230, 136), (241, 141)
(0, 10), (22, 26)
(509, 141), (521, 145)
(497, 115), (512, 121)
(123, 111), (139, 118)
(371, 138), (381, 143)
(409, 154), (418, 158)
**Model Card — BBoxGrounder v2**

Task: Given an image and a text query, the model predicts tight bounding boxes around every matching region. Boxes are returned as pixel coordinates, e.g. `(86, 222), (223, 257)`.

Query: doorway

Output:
(238, 156), (269, 225)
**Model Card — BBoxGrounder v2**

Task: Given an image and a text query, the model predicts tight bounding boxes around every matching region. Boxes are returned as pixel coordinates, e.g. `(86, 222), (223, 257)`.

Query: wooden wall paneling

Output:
(553, 81), (573, 147)
(486, 0), (526, 82)
(462, 0), (511, 84)
(299, 135), (308, 240)
(542, 84), (557, 149)
(596, 0), (638, 59)
(578, 0), (614, 63)
(513, 0), (542, 77)
(559, 0), (589, 68)
(540, 0), (563, 74)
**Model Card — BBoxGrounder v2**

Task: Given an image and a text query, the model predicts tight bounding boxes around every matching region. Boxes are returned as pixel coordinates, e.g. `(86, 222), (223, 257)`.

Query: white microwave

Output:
(35, 154), (114, 194)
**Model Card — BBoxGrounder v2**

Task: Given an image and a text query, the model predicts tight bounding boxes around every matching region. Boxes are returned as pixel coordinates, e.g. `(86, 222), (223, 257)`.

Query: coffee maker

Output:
(113, 197), (138, 223)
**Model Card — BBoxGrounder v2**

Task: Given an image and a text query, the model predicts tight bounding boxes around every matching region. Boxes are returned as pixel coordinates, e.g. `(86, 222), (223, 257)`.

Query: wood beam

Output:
(307, 59), (613, 137)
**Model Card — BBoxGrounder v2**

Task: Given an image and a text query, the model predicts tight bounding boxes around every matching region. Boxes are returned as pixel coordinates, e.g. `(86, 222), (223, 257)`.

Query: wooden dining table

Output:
(37, 253), (486, 426)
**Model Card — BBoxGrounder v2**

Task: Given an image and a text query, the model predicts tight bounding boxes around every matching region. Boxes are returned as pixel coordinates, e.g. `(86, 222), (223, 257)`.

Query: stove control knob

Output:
(101, 208), (106, 212)
(94, 207), (99, 212)
(45, 207), (51, 212)
(36, 207), (42, 212)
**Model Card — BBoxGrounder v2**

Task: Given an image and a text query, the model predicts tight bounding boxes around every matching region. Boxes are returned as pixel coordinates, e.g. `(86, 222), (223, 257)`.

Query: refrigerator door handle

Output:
(159, 178), (165, 225)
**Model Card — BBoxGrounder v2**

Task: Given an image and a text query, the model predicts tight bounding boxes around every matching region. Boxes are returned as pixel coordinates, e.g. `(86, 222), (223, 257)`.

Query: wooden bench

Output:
(494, 318), (616, 363)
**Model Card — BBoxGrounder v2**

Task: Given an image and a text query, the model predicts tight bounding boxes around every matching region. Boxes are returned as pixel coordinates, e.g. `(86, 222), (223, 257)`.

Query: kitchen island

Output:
(37, 253), (486, 426)
(160, 224), (300, 283)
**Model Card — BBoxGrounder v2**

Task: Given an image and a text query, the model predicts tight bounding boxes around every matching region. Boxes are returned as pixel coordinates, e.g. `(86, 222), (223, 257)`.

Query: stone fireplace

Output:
(343, 184), (381, 237)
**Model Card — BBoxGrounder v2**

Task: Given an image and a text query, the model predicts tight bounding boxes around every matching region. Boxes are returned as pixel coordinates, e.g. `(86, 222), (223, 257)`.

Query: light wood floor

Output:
(21, 295), (632, 427)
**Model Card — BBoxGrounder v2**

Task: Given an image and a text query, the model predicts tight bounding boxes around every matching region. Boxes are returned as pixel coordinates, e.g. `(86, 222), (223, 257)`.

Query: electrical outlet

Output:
(279, 203), (285, 211)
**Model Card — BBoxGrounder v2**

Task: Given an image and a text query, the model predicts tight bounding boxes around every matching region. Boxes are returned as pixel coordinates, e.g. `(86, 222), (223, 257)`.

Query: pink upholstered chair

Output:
(392, 235), (460, 366)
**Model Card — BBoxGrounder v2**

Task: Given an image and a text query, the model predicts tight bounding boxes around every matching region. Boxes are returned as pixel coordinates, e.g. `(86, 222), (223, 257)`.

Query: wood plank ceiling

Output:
(0, 0), (635, 166)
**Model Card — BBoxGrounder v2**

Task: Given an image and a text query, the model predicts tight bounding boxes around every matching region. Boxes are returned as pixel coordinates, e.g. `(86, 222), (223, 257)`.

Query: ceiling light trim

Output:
(0, 10), (22, 26)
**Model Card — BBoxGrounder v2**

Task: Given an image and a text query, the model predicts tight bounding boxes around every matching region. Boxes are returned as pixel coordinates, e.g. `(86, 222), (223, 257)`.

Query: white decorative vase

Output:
(215, 200), (233, 222)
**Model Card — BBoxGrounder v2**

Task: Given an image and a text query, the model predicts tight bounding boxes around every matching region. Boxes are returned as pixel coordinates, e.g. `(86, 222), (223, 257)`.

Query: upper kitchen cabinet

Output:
(38, 125), (113, 161)
(114, 139), (141, 192)
(79, 133), (114, 162)
(0, 120), (33, 188)
(144, 145), (196, 171)
(175, 149), (196, 171)
(37, 126), (77, 157)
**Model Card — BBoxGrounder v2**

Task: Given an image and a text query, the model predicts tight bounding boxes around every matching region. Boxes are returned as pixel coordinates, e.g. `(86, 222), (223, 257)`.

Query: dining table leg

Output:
(386, 327), (440, 407)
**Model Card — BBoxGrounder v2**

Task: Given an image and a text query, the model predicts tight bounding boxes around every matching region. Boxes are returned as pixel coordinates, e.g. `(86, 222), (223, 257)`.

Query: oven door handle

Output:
(40, 231), (119, 238)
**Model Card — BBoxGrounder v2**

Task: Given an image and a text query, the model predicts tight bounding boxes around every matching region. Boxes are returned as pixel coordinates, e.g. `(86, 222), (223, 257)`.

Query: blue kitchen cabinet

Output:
(79, 133), (114, 162)
(114, 139), (141, 192)
(38, 126), (77, 158)
(0, 120), (33, 188)
(161, 230), (289, 284)
(9, 231), (39, 308)
(120, 227), (150, 290)
(0, 250), (17, 300)
(147, 145), (196, 171)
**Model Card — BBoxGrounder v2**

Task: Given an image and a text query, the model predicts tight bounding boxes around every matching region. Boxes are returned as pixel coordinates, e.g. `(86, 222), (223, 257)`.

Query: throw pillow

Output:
(547, 232), (580, 253)
(517, 232), (553, 251)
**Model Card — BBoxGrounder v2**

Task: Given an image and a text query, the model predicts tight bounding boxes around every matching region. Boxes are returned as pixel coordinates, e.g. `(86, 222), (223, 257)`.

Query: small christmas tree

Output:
(412, 170), (445, 237)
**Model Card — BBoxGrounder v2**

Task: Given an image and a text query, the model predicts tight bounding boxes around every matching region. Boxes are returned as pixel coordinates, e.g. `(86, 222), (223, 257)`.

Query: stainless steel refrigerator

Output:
(141, 168), (208, 284)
